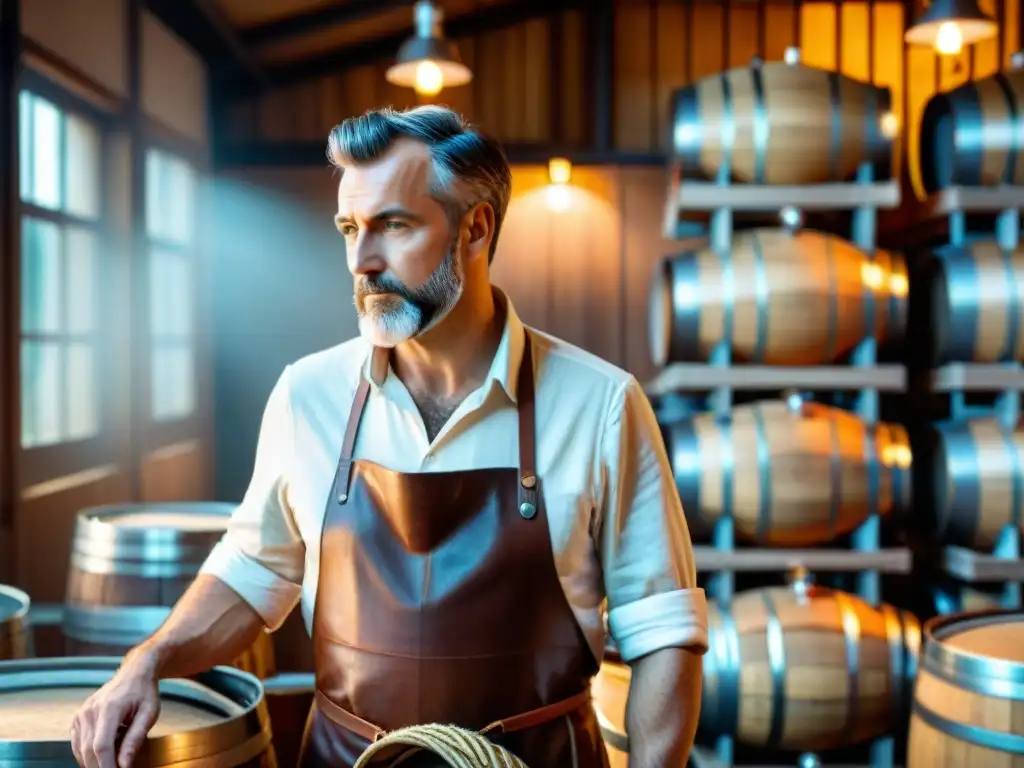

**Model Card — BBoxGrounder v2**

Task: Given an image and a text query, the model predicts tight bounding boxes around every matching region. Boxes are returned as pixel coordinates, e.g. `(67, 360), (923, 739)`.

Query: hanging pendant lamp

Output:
(385, 1), (473, 97)
(904, 0), (998, 55)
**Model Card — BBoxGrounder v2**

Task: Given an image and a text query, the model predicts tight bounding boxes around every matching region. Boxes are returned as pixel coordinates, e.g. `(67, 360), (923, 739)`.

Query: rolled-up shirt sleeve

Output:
(599, 376), (708, 663)
(200, 366), (305, 631)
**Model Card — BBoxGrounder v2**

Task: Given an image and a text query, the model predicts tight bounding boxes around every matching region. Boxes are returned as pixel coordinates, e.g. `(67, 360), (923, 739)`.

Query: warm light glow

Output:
(545, 185), (572, 211)
(880, 111), (900, 140)
(414, 60), (444, 96)
(881, 442), (912, 469)
(861, 262), (885, 291)
(548, 157), (572, 185)
(936, 21), (964, 55)
(888, 272), (909, 298)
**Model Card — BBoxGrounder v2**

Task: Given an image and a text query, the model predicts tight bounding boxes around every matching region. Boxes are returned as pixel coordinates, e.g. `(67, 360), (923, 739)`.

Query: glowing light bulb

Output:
(936, 21), (963, 55)
(414, 60), (444, 96)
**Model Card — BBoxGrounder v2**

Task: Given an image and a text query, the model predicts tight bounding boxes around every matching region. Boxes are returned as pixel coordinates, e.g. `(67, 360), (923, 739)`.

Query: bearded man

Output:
(69, 105), (708, 768)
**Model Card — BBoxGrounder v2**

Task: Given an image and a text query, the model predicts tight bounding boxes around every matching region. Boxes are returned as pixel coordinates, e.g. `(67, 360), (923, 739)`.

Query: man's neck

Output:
(390, 285), (504, 400)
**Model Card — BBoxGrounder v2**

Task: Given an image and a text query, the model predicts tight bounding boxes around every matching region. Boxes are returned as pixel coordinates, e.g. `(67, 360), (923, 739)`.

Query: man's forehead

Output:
(336, 140), (433, 206)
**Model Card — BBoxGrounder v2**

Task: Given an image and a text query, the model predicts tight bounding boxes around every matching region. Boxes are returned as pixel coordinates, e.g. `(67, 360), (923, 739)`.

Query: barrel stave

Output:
(908, 610), (1024, 767)
(669, 400), (911, 547)
(700, 586), (919, 752)
(0, 585), (30, 661)
(650, 229), (908, 368)
(932, 418), (1024, 549)
(918, 70), (1024, 194)
(673, 61), (892, 185)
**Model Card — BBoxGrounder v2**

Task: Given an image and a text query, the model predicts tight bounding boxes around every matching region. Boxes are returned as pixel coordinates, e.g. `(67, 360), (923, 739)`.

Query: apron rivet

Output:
(338, 493), (348, 504)
(519, 502), (536, 519)
(521, 475), (536, 489)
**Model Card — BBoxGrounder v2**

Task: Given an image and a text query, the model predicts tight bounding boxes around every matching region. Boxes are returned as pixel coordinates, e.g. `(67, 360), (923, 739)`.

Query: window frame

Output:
(17, 69), (118, 488)
(142, 136), (209, 452)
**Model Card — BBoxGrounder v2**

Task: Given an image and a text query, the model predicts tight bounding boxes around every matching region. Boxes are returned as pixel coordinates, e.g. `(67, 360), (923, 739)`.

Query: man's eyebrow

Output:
(333, 208), (425, 228)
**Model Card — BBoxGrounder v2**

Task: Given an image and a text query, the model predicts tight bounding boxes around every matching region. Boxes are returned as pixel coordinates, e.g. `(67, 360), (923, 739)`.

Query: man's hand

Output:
(70, 655), (161, 768)
(625, 645), (703, 767)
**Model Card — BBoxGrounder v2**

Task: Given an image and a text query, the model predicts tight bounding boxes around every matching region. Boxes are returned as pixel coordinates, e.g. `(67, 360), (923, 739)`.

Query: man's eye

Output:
(340, 225), (357, 236)
(384, 220), (406, 230)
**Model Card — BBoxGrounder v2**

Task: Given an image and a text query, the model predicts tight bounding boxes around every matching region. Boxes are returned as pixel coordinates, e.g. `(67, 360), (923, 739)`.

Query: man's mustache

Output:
(358, 274), (409, 297)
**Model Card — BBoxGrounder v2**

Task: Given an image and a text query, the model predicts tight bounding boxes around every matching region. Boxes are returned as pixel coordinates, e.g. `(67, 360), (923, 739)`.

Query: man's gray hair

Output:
(327, 105), (512, 264)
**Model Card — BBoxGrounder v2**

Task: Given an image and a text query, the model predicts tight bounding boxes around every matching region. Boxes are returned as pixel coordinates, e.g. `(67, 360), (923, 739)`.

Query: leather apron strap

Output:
(333, 334), (540, 510)
(315, 689), (594, 744)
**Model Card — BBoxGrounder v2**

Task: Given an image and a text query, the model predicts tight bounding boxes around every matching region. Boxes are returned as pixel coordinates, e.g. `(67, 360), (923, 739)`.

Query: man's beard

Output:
(354, 237), (464, 348)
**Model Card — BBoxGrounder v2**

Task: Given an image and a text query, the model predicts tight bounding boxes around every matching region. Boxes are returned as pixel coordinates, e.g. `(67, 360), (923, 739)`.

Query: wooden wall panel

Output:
(228, 0), (1021, 198)
(141, 11), (209, 147)
(140, 441), (209, 502)
(18, 468), (131, 602)
(20, 0), (128, 98)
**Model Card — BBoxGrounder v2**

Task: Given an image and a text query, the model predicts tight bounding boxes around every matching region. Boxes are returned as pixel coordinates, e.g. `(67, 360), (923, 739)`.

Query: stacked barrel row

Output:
(622, 50), (922, 767)
(0, 503), (313, 767)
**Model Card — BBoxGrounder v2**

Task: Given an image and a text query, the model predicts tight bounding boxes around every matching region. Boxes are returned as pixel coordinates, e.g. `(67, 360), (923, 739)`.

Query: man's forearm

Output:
(124, 574), (268, 679)
(625, 645), (703, 767)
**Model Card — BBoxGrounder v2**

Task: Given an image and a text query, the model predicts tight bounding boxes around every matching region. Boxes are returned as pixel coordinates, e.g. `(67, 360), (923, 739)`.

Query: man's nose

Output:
(349, 232), (387, 275)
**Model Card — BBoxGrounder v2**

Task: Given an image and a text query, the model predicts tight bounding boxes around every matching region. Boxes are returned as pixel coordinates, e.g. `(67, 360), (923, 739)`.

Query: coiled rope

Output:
(352, 723), (530, 768)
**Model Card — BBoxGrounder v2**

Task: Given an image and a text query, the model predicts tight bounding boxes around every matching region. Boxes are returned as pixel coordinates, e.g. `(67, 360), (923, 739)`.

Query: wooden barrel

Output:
(62, 503), (275, 678)
(0, 656), (276, 766)
(671, 55), (895, 185)
(648, 228), (908, 367)
(660, 398), (912, 546)
(591, 652), (630, 768)
(930, 418), (1024, 550)
(702, 582), (921, 752)
(908, 610), (1024, 767)
(917, 69), (1024, 194)
(921, 242), (1024, 366)
(0, 585), (30, 660)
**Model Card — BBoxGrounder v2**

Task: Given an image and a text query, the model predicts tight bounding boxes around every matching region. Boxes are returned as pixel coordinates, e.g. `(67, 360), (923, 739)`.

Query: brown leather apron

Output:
(298, 335), (610, 768)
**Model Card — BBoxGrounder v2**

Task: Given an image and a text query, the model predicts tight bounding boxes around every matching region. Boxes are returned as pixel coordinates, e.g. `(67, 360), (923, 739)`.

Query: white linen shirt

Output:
(200, 291), (708, 664)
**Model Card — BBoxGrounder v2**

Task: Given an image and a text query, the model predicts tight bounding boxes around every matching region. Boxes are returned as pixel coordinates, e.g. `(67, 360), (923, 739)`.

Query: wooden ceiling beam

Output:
(227, 0), (576, 98)
(145, 0), (270, 89)
(239, 0), (416, 47)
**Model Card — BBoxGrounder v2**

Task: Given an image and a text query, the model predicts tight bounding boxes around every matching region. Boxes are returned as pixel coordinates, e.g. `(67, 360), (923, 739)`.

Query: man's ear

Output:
(462, 201), (496, 263)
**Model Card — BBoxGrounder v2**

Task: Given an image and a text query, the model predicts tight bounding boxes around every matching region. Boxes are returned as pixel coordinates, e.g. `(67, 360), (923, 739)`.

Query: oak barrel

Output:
(702, 581), (921, 752)
(649, 229), (908, 367)
(921, 242), (1024, 366)
(929, 418), (1024, 549)
(0, 656), (276, 766)
(671, 55), (895, 185)
(908, 610), (1024, 767)
(591, 652), (630, 768)
(0, 584), (30, 660)
(62, 503), (275, 677)
(661, 398), (912, 546)
(917, 68), (1024, 194)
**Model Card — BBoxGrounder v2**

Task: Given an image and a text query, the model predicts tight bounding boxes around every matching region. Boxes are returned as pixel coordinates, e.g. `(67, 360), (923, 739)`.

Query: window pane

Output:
(66, 342), (98, 440)
(150, 248), (192, 337)
(21, 340), (62, 447)
(21, 217), (63, 334)
(65, 113), (101, 220)
(19, 91), (33, 202)
(66, 226), (97, 334)
(169, 157), (195, 246)
(152, 344), (195, 421)
(145, 149), (163, 240)
(27, 95), (62, 210)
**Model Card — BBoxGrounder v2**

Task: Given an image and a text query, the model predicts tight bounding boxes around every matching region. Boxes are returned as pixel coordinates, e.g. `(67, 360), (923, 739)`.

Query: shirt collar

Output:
(363, 287), (527, 404)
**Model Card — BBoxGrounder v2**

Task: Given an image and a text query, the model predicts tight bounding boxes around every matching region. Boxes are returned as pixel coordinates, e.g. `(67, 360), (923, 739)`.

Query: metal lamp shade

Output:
(385, 36), (473, 89)
(904, 0), (998, 46)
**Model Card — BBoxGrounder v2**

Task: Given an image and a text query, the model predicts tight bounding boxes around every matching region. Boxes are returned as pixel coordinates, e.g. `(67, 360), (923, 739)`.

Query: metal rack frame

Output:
(656, 161), (904, 768)
(898, 187), (1024, 614)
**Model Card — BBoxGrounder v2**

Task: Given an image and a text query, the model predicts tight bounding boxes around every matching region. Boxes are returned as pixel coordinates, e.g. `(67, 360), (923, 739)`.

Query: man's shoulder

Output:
(284, 337), (370, 395)
(528, 327), (636, 401)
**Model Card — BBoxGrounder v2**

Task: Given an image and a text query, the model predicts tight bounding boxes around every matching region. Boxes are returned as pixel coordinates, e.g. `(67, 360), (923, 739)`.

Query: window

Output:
(19, 90), (103, 449)
(146, 148), (197, 422)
